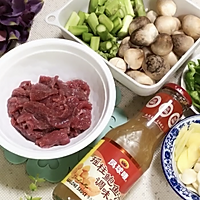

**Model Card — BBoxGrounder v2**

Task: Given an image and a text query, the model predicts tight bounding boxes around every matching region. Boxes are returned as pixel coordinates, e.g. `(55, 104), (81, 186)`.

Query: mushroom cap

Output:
(142, 54), (170, 81)
(156, 0), (177, 17)
(182, 14), (200, 40)
(124, 48), (144, 70)
(109, 57), (127, 72)
(172, 34), (194, 57)
(126, 70), (155, 85)
(128, 16), (151, 35)
(155, 16), (181, 35)
(118, 37), (131, 58)
(130, 23), (159, 46)
(150, 33), (173, 56)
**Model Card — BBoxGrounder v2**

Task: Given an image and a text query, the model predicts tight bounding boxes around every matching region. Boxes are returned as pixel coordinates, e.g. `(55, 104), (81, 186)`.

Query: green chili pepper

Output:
(184, 61), (196, 91)
(189, 91), (200, 104)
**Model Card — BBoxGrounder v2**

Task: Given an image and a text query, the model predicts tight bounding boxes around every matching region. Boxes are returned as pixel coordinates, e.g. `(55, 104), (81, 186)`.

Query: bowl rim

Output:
(161, 114), (200, 200)
(0, 38), (116, 159)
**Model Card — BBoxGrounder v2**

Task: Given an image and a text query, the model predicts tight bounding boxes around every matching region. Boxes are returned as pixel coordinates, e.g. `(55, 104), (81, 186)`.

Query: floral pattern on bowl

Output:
(161, 115), (200, 200)
(1, 86), (128, 183)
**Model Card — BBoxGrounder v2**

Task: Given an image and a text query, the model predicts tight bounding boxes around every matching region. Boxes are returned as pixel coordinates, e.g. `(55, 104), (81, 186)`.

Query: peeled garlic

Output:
(180, 169), (197, 185)
(194, 163), (200, 173)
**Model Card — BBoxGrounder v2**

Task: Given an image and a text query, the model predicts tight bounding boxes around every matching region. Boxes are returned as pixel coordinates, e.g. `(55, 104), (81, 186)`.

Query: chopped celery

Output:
(104, 0), (120, 16)
(95, 6), (105, 16)
(96, 24), (109, 41)
(89, 0), (98, 13)
(77, 11), (86, 25)
(82, 32), (93, 42)
(98, 0), (107, 6)
(109, 8), (125, 21)
(100, 41), (112, 51)
(99, 14), (114, 32)
(87, 12), (99, 35)
(117, 14), (133, 38)
(135, 0), (146, 16)
(68, 25), (88, 36)
(124, 0), (135, 17)
(111, 17), (123, 35)
(65, 11), (80, 30)
(90, 36), (100, 51)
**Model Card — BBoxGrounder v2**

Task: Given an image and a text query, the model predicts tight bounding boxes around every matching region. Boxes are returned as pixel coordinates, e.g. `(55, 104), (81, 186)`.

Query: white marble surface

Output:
(0, 0), (200, 199)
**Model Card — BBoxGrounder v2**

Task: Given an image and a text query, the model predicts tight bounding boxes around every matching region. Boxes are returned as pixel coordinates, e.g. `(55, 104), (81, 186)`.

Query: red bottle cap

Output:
(163, 83), (192, 107)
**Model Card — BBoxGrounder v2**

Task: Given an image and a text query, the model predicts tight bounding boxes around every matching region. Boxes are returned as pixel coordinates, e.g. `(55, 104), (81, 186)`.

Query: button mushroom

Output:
(163, 51), (178, 68)
(172, 34), (194, 57)
(124, 48), (144, 70)
(146, 10), (158, 23)
(182, 15), (200, 40)
(142, 54), (170, 81)
(126, 70), (155, 85)
(130, 23), (159, 46)
(128, 16), (151, 35)
(109, 57), (127, 72)
(155, 16), (181, 35)
(156, 0), (177, 17)
(117, 36), (131, 58)
(150, 33), (173, 56)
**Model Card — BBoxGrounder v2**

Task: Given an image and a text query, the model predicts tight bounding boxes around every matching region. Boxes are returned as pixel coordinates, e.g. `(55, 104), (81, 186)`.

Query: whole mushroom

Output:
(156, 0), (177, 17)
(155, 16), (181, 35)
(182, 15), (200, 40)
(172, 34), (194, 57)
(130, 23), (159, 46)
(117, 36), (131, 58)
(142, 54), (170, 81)
(128, 16), (151, 35)
(150, 33), (173, 56)
(163, 51), (178, 68)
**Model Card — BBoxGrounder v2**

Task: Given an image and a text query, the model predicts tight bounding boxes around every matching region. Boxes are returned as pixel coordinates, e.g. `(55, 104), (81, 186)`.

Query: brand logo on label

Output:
(146, 96), (161, 108)
(119, 158), (129, 169)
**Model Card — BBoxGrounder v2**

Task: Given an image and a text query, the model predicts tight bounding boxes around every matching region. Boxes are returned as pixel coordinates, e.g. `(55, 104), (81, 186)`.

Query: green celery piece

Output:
(117, 14), (133, 38)
(99, 14), (114, 32)
(134, 0), (146, 16)
(90, 36), (100, 51)
(104, 0), (120, 16)
(95, 5), (105, 16)
(99, 41), (113, 51)
(109, 8), (125, 21)
(64, 11), (80, 30)
(68, 25), (88, 36)
(111, 17), (123, 34)
(98, 0), (107, 6)
(89, 0), (98, 13)
(96, 24), (109, 41)
(124, 0), (135, 17)
(82, 32), (93, 42)
(77, 11), (86, 25)
(87, 12), (99, 35)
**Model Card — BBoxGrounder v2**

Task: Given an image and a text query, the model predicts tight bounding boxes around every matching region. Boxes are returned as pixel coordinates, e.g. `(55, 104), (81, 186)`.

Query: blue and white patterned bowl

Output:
(161, 115), (200, 200)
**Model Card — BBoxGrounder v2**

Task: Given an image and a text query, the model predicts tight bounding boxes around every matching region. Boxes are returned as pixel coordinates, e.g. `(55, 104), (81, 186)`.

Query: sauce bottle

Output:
(52, 83), (192, 200)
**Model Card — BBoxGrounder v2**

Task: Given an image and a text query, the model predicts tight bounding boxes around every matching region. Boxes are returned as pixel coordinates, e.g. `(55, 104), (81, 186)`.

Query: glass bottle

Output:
(52, 83), (192, 200)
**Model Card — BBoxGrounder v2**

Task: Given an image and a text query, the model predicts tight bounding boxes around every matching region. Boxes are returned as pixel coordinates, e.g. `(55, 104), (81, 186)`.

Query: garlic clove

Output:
(180, 169), (197, 185)
(194, 163), (200, 173)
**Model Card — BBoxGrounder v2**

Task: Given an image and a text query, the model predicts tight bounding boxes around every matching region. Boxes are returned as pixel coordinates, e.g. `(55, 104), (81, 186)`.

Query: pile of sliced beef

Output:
(7, 76), (92, 148)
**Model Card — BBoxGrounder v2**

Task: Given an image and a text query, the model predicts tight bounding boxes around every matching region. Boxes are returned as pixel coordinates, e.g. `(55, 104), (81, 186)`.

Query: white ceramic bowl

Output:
(0, 38), (116, 159)
(45, 0), (200, 96)
(181, 54), (200, 114)
(161, 115), (200, 200)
